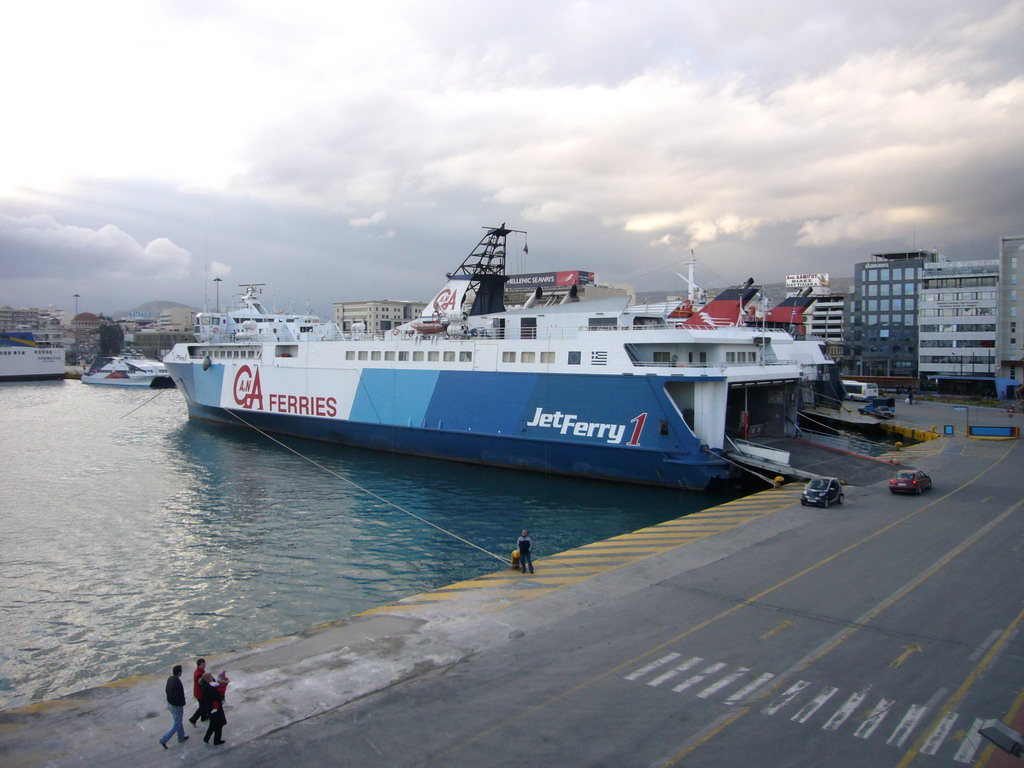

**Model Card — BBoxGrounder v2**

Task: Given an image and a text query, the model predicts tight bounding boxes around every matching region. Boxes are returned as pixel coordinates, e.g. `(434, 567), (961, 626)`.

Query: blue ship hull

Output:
(168, 360), (732, 490)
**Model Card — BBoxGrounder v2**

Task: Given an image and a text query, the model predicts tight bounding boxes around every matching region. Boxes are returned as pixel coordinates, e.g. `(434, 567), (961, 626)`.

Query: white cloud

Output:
(795, 208), (936, 247)
(350, 211), (387, 227)
(0, 213), (194, 308)
(0, 1), (1021, 310)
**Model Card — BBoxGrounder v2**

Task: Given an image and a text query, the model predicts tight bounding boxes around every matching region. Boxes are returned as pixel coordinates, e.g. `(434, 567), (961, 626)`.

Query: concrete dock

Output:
(4, 400), (1023, 767)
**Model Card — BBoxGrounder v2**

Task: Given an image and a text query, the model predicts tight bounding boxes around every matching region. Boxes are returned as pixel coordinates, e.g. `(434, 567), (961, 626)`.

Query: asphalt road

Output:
(205, 427), (1024, 766)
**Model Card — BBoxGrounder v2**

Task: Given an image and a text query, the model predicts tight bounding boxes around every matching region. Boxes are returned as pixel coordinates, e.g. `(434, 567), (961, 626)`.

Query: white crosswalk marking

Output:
(854, 698), (895, 739)
(624, 651), (984, 759)
(671, 662), (727, 693)
(920, 712), (959, 755)
(887, 704), (927, 748)
(624, 652), (681, 681)
(697, 667), (750, 699)
(724, 672), (775, 705)
(792, 687), (838, 723)
(763, 680), (811, 715)
(822, 691), (866, 731)
(953, 718), (986, 763)
(647, 656), (703, 687)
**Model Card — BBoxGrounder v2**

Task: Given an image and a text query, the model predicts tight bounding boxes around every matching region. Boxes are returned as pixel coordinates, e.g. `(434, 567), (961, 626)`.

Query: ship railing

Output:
(630, 359), (800, 369)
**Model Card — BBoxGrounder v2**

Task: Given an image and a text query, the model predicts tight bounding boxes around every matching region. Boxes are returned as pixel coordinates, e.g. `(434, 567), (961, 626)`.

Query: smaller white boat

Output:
(81, 353), (175, 388)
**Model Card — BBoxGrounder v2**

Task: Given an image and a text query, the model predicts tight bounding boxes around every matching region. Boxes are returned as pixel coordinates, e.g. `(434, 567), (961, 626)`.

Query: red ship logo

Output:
(233, 365), (264, 410)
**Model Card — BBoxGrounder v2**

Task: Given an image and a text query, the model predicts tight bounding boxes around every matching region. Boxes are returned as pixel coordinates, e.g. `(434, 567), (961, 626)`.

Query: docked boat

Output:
(0, 330), (66, 382)
(82, 353), (175, 388)
(164, 226), (833, 490)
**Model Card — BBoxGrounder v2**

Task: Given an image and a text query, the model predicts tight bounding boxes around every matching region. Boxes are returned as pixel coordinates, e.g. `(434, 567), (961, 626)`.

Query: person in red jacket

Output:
(187, 658), (207, 726)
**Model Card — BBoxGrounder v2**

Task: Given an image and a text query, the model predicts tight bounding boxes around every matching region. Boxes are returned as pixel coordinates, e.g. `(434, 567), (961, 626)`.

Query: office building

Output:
(918, 258), (999, 395)
(996, 236), (1024, 397)
(849, 250), (938, 378)
(332, 300), (427, 333)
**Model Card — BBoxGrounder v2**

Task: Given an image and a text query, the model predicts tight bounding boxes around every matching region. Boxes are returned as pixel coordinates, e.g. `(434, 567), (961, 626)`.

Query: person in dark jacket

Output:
(188, 657), (207, 726)
(159, 665), (189, 748)
(517, 529), (534, 574)
(203, 675), (227, 745)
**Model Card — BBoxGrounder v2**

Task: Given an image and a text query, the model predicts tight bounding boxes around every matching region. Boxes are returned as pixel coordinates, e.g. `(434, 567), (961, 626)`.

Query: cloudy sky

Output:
(2, 0), (1021, 316)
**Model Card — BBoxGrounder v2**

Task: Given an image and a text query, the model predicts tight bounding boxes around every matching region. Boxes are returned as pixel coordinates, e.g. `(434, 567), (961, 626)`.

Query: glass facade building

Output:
(849, 251), (937, 377)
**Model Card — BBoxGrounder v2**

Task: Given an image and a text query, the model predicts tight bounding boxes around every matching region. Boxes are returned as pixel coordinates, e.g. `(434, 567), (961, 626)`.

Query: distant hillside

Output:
(113, 300), (197, 319)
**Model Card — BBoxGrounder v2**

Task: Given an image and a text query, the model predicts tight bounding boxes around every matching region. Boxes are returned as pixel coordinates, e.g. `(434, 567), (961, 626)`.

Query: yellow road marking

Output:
(889, 643), (923, 669)
(759, 620), (795, 641)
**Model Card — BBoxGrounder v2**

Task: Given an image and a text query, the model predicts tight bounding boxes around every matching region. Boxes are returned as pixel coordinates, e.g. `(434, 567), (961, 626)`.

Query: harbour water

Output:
(0, 381), (739, 710)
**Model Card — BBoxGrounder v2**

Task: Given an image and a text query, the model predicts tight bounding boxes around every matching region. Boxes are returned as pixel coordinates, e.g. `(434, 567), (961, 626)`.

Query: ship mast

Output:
(446, 223), (525, 316)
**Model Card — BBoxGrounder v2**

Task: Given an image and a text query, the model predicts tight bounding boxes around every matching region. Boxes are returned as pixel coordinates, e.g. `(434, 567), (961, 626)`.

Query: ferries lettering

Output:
(233, 366), (337, 417)
(525, 407), (645, 445)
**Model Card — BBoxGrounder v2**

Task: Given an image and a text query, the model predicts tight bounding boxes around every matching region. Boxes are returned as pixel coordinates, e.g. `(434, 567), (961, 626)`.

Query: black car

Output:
(801, 477), (844, 508)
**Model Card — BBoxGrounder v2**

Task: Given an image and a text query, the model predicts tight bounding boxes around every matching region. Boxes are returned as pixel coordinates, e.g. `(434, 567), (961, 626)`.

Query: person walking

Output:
(187, 658), (207, 726)
(158, 665), (189, 749)
(203, 672), (227, 745)
(517, 529), (534, 574)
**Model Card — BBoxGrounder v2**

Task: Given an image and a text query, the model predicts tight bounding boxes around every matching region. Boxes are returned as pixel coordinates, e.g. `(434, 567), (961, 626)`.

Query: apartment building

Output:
(918, 259), (999, 395)
(996, 236), (1024, 394)
(332, 300), (427, 333)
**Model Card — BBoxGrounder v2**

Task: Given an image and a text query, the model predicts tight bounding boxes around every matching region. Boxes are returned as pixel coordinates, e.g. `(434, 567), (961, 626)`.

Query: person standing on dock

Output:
(188, 658), (207, 726)
(158, 665), (189, 749)
(203, 673), (227, 745)
(518, 530), (534, 574)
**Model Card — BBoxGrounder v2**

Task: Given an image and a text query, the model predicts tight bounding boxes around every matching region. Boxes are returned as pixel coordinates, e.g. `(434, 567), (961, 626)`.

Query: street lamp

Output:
(213, 278), (222, 312)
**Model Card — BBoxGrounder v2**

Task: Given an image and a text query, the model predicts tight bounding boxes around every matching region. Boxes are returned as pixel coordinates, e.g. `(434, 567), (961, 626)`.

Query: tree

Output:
(98, 322), (124, 355)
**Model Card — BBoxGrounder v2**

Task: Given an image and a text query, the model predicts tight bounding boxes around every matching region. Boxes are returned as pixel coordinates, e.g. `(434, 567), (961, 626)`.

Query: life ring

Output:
(212, 327), (219, 333)
(392, 328), (399, 336)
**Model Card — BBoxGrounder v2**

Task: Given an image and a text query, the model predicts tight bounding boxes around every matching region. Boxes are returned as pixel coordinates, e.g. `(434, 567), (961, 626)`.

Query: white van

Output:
(842, 380), (880, 401)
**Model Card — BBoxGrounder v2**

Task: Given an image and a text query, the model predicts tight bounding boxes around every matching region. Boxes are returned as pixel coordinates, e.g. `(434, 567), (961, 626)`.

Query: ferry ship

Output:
(164, 226), (836, 490)
(81, 353), (175, 388)
(0, 330), (66, 382)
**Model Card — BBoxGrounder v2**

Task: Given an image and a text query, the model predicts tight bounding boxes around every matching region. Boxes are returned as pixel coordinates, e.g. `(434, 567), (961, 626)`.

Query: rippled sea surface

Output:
(0, 381), (739, 709)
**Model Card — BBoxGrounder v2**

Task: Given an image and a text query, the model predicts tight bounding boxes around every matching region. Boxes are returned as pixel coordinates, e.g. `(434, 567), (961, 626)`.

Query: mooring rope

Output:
(710, 447), (779, 486)
(118, 389), (170, 419)
(221, 408), (509, 565)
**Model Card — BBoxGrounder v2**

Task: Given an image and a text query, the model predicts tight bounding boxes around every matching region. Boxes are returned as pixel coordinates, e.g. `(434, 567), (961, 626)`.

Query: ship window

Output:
(399, 351), (409, 361)
(413, 351), (424, 361)
(385, 351), (395, 361)
(459, 351), (472, 362)
(346, 351), (355, 360)
(653, 351), (671, 364)
(358, 351), (368, 360)
(540, 351), (555, 364)
(371, 351), (382, 361)
(428, 351), (439, 361)
(443, 351), (455, 362)
(503, 351), (516, 363)
(521, 351), (536, 363)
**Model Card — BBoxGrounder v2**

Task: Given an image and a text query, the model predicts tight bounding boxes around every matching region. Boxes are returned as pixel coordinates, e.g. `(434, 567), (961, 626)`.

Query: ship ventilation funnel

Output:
(559, 284), (579, 305)
(523, 287), (542, 308)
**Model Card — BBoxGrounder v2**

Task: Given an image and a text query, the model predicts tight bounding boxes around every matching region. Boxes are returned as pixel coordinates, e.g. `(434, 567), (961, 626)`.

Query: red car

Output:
(889, 469), (932, 494)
